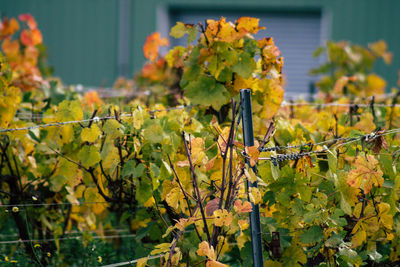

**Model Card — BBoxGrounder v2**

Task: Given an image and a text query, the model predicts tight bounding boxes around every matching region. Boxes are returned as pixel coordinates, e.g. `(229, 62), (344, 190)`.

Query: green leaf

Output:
(143, 123), (163, 143)
(325, 232), (344, 247)
(187, 26), (198, 43)
(50, 175), (67, 192)
(55, 100), (83, 122)
(232, 52), (256, 78)
(136, 177), (153, 205)
(216, 67), (232, 82)
(122, 162), (145, 178)
(338, 247), (363, 266)
(103, 119), (124, 139)
(282, 243), (307, 266)
(170, 22), (186, 39)
(300, 225), (324, 244)
(78, 145), (101, 168)
(184, 75), (229, 110)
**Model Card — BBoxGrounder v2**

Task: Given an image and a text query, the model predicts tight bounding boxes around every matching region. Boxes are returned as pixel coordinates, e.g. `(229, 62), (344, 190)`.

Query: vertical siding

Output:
(1, 0), (399, 88)
(0, 0), (118, 86)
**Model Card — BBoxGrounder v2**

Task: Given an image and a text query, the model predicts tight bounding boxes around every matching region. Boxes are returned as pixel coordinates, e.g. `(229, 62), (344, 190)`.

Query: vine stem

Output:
(182, 132), (211, 243)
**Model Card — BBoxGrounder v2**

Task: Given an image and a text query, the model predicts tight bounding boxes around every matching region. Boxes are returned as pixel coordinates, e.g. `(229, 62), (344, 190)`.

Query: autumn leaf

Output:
(245, 146), (259, 167)
(334, 76), (356, 94)
(19, 13), (37, 29)
(213, 209), (232, 227)
(206, 259), (228, 267)
(20, 29), (42, 46)
(0, 17), (20, 36)
(174, 217), (195, 231)
(347, 154), (383, 194)
(81, 124), (102, 143)
(170, 22), (197, 43)
(244, 167), (258, 183)
(378, 202), (393, 230)
(259, 79), (284, 120)
(234, 199), (252, 213)
(166, 187), (182, 210)
(190, 137), (207, 164)
(1, 38), (20, 57)
(83, 90), (102, 107)
(136, 257), (148, 267)
(143, 32), (169, 61)
(366, 74), (386, 95)
(197, 241), (216, 260)
(55, 100), (83, 122)
(249, 187), (262, 205)
(236, 17), (265, 34)
(351, 229), (366, 248)
(369, 40), (392, 64)
(151, 243), (171, 255)
(205, 198), (220, 216)
(238, 219), (249, 230)
(368, 130), (388, 154)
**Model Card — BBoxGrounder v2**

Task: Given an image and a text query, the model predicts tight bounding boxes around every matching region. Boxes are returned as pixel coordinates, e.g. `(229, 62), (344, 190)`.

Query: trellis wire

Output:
(252, 128), (400, 165)
(0, 233), (137, 245)
(0, 105), (188, 133)
(100, 254), (162, 267)
(0, 229), (129, 238)
(281, 101), (400, 108)
(260, 127), (400, 153)
(0, 201), (108, 208)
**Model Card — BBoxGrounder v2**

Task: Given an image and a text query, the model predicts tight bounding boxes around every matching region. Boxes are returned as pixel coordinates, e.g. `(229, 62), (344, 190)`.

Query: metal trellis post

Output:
(240, 89), (263, 267)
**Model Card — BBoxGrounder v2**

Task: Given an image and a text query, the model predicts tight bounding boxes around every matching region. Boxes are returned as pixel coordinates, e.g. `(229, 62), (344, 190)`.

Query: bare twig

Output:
(182, 132), (211, 243)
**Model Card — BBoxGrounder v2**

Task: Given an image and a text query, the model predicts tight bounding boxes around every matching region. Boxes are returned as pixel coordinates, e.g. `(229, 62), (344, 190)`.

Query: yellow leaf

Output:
(244, 167), (258, 183)
(378, 202), (393, 230)
(351, 229), (366, 248)
(354, 113), (376, 134)
(347, 154), (383, 194)
(166, 187), (182, 210)
(264, 260), (282, 267)
(249, 187), (262, 205)
(334, 76), (352, 94)
(258, 79), (284, 120)
(237, 232), (248, 250)
(206, 259), (228, 267)
(217, 127), (231, 155)
(366, 74), (386, 95)
(57, 124), (74, 145)
(81, 125), (102, 143)
(55, 100), (83, 122)
(232, 74), (265, 93)
(175, 217), (195, 231)
(151, 242), (171, 255)
(213, 209), (232, 227)
(238, 219), (249, 230)
(136, 257), (148, 267)
(217, 18), (237, 43)
(369, 40), (392, 64)
(197, 241), (216, 260)
(190, 137), (207, 164)
(143, 196), (155, 208)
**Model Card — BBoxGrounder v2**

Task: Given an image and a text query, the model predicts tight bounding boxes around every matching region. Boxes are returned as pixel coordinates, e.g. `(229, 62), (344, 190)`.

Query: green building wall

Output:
(1, 0), (399, 89)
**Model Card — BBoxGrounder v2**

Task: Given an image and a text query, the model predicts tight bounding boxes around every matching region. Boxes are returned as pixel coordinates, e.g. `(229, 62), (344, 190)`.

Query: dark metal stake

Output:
(240, 89), (263, 267)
